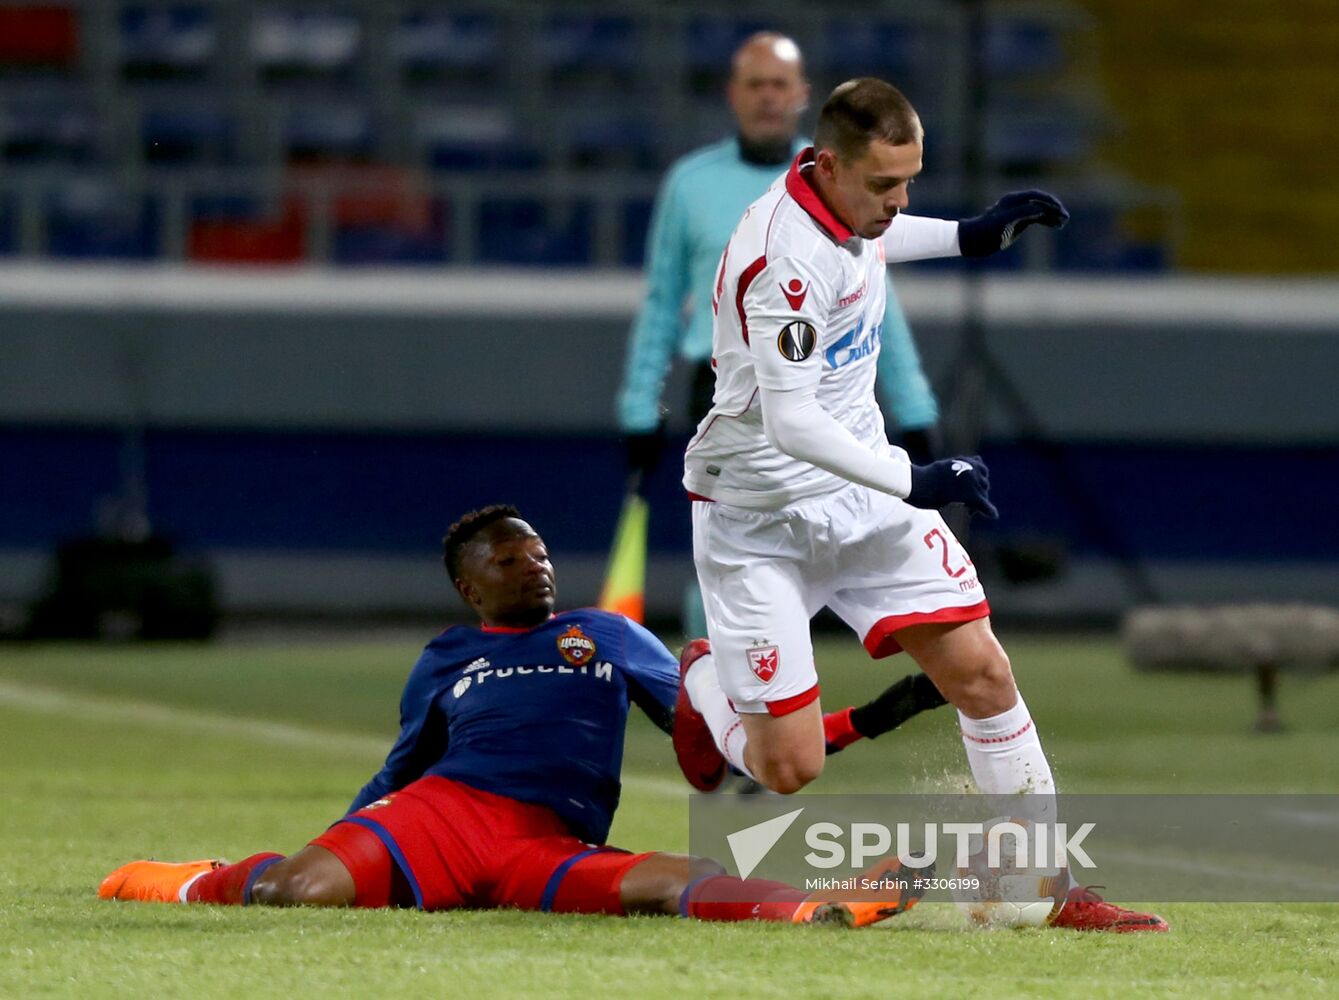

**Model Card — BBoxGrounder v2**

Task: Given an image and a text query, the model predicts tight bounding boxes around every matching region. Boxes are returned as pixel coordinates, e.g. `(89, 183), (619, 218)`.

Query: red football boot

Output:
(1051, 885), (1169, 932)
(673, 638), (727, 792)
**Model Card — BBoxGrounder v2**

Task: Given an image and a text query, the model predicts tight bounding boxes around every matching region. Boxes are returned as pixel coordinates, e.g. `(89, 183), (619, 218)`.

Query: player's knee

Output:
(953, 647), (1017, 718)
(752, 751), (824, 795)
(250, 863), (348, 907)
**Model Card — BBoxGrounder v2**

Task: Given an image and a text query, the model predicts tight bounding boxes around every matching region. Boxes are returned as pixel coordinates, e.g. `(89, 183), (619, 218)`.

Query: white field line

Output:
(0, 679), (686, 798)
(1096, 847), (1339, 897)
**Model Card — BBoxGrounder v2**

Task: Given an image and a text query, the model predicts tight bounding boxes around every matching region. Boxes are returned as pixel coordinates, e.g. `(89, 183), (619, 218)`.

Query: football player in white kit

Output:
(677, 78), (1167, 931)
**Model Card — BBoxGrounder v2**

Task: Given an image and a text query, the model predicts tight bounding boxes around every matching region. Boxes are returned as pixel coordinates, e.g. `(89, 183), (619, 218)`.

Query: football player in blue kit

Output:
(99, 505), (943, 926)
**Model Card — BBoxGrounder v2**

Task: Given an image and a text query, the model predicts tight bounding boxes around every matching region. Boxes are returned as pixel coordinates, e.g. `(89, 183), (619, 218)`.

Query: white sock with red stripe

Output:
(958, 694), (1055, 814)
(685, 655), (756, 781)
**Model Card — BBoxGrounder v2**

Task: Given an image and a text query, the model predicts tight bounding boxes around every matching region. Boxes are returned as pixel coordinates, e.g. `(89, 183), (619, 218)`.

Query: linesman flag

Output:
(598, 493), (649, 623)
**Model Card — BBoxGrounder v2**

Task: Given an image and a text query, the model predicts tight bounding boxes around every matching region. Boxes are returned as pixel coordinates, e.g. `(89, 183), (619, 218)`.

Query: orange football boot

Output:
(792, 857), (929, 928)
(98, 859), (224, 903)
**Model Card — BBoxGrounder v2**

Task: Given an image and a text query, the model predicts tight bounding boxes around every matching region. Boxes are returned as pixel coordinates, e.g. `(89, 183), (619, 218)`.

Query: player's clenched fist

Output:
(905, 456), (999, 519)
(957, 190), (1069, 257)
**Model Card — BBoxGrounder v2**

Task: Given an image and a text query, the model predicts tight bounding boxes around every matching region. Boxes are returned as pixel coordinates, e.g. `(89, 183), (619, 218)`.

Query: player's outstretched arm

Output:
(957, 190), (1069, 257)
(880, 192), (1068, 263)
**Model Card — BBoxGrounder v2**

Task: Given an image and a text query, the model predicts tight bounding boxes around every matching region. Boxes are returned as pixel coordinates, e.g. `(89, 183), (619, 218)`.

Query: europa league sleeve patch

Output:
(777, 321), (817, 362)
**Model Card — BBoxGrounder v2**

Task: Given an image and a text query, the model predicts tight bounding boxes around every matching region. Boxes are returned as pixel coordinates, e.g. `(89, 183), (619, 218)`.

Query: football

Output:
(952, 816), (1069, 929)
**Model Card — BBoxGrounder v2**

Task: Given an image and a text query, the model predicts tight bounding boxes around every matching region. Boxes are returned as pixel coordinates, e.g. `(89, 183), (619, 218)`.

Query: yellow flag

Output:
(597, 494), (649, 623)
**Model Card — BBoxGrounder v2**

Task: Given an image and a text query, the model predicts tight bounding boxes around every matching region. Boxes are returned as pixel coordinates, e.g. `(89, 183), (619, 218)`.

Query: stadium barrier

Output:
(1, 266), (1336, 623)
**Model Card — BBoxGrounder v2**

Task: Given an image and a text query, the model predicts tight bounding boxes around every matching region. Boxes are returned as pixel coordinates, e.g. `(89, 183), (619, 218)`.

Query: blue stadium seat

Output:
(478, 199), (593, 265)
(1, 90), (100, 163)
(684, 17), (771, 70)
(0, 192), (16, 255)
(393, 10), (500, 84)
(1053, 206), (1168, 273)
(540, 14), (636, 80)
(985, 101), (1094, 171)
(561, 105), (661, 170)
(46, 182), (159, 259)
(141, 101), (235, 165)
(621, 196), (655, 266)
(416, 105), (541, 172)
(189, 193), (264, 222)
(822, 19), (925, 81)
(283, 102), (375, 161)
(331, 199), (449, 266)
(984, 17), (1067, 78)
(119, 5), (216, 80)
(251, 8), (362, 81)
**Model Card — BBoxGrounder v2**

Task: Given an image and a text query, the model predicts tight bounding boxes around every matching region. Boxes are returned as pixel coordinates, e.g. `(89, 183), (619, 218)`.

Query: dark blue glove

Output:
(624, 423), (666, 482)
(958, 190), (1069, 257)
(906, 456), (999, 519)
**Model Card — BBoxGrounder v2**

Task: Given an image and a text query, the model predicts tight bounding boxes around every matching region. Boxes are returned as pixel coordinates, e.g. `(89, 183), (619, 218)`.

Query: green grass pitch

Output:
(1, 631), (1337, 997)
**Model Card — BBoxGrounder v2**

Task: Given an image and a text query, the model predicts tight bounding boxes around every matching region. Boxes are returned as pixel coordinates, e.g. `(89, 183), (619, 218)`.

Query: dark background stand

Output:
(937, 0), (1159, 605)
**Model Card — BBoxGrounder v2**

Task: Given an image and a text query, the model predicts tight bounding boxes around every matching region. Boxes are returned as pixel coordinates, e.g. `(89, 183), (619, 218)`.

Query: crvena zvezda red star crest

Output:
(747, 645), (779, 683)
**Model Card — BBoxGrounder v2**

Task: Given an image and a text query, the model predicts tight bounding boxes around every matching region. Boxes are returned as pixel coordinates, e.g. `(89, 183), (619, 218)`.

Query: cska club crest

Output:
(557, 624), (597, 667)
(746, 644), (779, 684)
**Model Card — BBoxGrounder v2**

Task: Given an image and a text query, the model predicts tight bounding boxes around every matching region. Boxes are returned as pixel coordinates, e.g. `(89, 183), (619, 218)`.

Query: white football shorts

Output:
(691, 481), (990, 715)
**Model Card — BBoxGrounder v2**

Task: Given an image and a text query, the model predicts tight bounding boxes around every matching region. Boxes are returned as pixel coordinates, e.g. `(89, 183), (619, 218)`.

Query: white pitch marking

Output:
(0, 679), (685, 798)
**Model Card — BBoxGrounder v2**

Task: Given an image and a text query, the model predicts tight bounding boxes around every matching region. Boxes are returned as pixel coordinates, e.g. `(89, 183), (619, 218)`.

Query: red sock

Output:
(823, 706), (863, 752)
(186, 853), (284, 905)
(681, 874), (809, 923)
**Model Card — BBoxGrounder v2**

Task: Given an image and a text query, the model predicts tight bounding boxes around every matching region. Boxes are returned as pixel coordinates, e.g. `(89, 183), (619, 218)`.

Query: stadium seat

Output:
(46, 182), (159, 259)
(984, 17), (1068, 78)
(0, 5), (79, 72)
(984, 101), (1095, 173)
(251, 8), (362, 83)
(684, 17), (770, 94)
(283, 101), (376, 162)
(822, 18), (926, 82)
(118, 5), (216, 81)
(0, 192), (16, 255)
(478, 198), (593, 265)
(331, 202), (449, 265)
(1053, 206), (1168, 272)
(539, 13), (636, 89)
(188, 193), (304, 263)
(416, 105), (541, 172)
(1, 89), (101, 163)
(392, 10), (501, 88)
(289, 162), (450, 265)
(559, 105), (661, 170)
(141, 101), (235, 165)
(621, 196), (655, 266)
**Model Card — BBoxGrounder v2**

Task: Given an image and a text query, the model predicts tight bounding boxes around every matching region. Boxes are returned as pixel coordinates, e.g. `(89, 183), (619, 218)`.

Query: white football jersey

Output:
(683, 148), (899, 509)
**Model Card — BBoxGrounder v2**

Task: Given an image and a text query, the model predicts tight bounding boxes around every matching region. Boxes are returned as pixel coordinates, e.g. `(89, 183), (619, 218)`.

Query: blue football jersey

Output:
(348, 609), (679, 844)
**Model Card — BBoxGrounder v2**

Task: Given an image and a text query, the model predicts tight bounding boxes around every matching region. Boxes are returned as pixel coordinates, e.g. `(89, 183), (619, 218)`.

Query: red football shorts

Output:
(309, 775), (652, 913)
